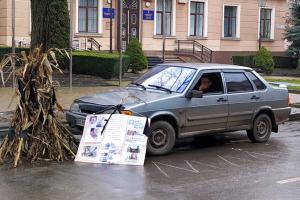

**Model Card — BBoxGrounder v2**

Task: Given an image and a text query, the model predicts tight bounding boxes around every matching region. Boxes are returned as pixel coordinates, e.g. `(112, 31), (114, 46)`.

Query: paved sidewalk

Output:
(2, 71), (142, 88)
(0, 83), (130, 113)
(290, 93), (300, 105)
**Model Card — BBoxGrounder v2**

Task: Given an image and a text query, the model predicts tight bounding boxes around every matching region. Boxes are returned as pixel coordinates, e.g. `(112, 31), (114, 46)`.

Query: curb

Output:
(0, 123), (9, 128)
(289, 90), (300, 94)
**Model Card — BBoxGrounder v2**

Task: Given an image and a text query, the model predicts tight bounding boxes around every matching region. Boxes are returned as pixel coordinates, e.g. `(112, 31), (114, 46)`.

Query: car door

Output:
(245, 71), (267, 111)
(223, 70), (259, 130)
(182, 70), (229, 136)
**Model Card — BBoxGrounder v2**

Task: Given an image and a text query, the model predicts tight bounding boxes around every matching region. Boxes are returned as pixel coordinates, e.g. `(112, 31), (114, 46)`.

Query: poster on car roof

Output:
(75, 114), (148, 166)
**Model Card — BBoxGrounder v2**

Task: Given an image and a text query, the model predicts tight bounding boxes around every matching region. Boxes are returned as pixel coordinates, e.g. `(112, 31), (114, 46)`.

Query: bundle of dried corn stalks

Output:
(0, 47), (78, 167)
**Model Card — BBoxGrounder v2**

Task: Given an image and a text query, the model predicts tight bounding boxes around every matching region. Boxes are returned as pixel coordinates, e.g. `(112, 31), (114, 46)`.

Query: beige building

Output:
(0, 0), (31, 47)
(0, 0), (290, 63)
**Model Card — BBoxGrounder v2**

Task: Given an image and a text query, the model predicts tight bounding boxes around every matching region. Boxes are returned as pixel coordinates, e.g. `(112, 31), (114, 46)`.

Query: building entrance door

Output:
(121, 0), (140, 51)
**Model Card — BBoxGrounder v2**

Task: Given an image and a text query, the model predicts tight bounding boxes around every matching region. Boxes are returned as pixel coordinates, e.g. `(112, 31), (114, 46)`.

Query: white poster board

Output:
(75, 114), (148, 166)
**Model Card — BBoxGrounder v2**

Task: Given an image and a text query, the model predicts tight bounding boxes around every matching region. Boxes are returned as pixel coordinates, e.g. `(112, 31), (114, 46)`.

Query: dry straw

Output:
(0, 47), (78, 167)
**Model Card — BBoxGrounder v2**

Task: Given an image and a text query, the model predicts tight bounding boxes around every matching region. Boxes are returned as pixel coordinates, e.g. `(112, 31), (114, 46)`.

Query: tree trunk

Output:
(31, 0), (70, 51)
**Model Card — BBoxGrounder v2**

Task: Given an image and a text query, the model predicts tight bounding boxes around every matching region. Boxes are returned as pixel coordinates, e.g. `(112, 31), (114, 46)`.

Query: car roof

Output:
(157, 63), (252, 71)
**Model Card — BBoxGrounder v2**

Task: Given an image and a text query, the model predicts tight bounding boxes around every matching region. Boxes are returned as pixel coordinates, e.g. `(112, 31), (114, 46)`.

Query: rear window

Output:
(246, 71), (267, 90)
(224, 72), (254, 93)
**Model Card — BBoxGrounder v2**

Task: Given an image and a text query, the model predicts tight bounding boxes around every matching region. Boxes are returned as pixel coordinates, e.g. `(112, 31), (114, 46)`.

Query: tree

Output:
(285, 0), (300, 62)
(125, 38), (148, 73)
(31, 0), (70, 51)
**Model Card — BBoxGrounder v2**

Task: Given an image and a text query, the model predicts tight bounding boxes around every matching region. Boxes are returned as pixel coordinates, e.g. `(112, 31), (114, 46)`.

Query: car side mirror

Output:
(186, 90), (203, 98)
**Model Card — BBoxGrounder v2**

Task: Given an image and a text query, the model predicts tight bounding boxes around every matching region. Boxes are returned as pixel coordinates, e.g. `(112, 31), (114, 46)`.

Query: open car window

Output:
(133, 66), (197, 93)
(193, 72), (224, 95)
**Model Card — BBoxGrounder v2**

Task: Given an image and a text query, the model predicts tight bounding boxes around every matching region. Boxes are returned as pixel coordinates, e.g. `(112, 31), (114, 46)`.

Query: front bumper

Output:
(66, 111), (87, 135)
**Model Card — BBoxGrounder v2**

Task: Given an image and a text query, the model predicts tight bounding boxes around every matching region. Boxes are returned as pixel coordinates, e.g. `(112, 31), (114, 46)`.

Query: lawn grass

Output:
(264, 77), (300, 85)
(288, 85), (300, 91)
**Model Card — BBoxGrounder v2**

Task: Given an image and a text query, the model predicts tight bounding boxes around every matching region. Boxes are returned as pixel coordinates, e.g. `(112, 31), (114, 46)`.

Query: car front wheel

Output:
(247, 114), (272, 143)
(147, 121), (176, 155)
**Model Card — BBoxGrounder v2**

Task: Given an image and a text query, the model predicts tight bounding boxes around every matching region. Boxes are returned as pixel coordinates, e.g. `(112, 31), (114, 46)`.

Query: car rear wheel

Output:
(147, 121), (176, 155)
(247, 114), (272, 143)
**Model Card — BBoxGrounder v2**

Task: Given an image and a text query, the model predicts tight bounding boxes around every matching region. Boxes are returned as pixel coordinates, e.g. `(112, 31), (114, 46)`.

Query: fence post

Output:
(177, 40), (180, 53)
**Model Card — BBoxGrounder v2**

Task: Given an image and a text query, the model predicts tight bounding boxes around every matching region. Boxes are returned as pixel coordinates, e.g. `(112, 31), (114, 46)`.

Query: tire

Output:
(147, 120), (176, 155)
(247, 114), (272, 143)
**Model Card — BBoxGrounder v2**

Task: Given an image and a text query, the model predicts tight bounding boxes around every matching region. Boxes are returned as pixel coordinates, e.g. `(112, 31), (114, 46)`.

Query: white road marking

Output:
(247, 151), (278, 159)
(217, 155), (240, 167)
(153, 161), (199, 173)
(245, 151), (260, 159)
(185, 160), (199, 173)
(190, 160), (220, 169)
(224, 155), (254, 163)
(277, 177), (300, 184)
(152, 162), (169, 178)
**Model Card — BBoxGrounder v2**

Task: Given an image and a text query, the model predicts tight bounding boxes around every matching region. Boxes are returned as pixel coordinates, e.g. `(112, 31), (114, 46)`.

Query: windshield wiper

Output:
(148, 84), (172, 93)
(128, 82), (146, 90)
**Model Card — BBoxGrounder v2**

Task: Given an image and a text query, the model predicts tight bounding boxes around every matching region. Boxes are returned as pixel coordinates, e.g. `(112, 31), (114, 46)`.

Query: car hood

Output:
(75, 88), (179, 107)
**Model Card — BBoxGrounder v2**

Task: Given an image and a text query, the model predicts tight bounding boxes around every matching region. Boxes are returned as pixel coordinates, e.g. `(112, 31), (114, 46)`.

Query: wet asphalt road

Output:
(0, 121), (299, 200)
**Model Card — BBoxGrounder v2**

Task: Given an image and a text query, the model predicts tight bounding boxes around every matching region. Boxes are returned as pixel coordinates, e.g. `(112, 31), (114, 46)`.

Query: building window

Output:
(189, 2), (204, 37)
(156, 0), (173, 35)
(78, 0), (98, 33)
(224, 6), (237, 38)
(260, 8), (272, 39)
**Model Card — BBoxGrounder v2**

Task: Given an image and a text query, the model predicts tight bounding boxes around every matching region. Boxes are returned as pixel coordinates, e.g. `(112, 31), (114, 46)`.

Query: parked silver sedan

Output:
(66, 63), (291, 155)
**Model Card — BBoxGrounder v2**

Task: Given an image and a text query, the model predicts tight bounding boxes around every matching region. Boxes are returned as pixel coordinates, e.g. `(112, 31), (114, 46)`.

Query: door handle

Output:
(251, 95), (260, 100)
(217, 98), (228, 102)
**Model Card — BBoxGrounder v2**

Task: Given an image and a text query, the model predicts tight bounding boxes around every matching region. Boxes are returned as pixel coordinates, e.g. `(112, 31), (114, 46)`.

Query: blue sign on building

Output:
(103, 8), (115, 19)
(143, 10), (154, 20)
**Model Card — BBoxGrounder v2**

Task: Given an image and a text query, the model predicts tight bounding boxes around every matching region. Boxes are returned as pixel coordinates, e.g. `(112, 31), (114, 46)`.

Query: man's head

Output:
(199, 76), (212, 91)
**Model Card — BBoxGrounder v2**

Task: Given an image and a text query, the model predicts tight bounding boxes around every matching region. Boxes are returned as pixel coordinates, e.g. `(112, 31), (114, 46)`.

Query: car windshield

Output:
(132, 65), (197, 93)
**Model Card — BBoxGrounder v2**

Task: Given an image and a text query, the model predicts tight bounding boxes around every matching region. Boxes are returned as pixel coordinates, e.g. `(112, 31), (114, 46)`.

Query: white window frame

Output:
(222, 4), (240, 38)
(154, 0), (176, 36)
(75, 0), (103, 34)
(258, 7), (275, 40)
(187, 0), (208, 37)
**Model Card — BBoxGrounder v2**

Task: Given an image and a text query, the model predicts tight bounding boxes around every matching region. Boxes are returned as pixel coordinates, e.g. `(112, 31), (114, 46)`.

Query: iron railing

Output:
(175, 40), (213, 63)
(87, 38), (102, 51)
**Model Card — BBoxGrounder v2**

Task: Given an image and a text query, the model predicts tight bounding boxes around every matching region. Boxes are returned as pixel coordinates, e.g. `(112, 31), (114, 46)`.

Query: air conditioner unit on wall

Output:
(178, 0), (188, 4)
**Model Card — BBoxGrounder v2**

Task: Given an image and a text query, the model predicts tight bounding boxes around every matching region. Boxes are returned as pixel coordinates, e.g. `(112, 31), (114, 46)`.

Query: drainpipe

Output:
(119, 0), (123, 86)
(162, 0), (166, 62)
(11, 0), (16, 88)
(109, 0), (113, 53)
(69, 0), (73, 89)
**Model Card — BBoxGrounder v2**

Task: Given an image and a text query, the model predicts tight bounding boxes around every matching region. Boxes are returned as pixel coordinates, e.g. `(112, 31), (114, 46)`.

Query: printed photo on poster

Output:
(75, 144), (101, 163)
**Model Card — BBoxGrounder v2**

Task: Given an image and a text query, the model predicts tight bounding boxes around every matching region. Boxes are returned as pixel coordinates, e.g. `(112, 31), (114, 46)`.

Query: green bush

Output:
(232, 55), (255, 67)
(0, 47), (69, 69)
(125, 38), (147, 72)
(72, 51), (130, 79)
(273, 56), (298, 69)
(254, 47), (275, 75)
(0, 47), (29, 60)
(233, 54), (297, 69)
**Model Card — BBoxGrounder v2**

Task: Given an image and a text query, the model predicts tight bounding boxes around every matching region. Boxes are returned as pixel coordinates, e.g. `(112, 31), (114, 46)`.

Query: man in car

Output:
(198, 76), (213, 93)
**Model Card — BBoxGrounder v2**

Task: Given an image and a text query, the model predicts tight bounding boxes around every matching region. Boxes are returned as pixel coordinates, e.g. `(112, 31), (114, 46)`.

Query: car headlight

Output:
(70, 103), (81, 113)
